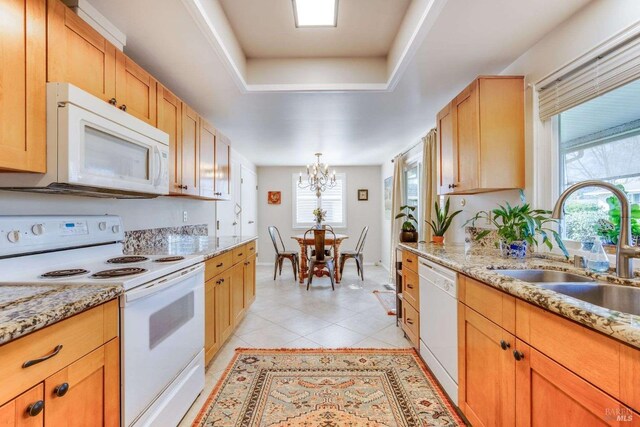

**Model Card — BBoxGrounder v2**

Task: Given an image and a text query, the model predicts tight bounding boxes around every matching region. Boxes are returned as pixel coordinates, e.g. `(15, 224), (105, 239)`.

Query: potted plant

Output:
(427, 198), (462, 244)
(312, 208), (326, 228)
(466, 203), (569, 259)
(396, 205), (419, 242)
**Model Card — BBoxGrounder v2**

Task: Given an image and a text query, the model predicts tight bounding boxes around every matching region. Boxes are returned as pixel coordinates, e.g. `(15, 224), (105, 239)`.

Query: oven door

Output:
(57, 102), (169, 195)
(121, 264), (204, 426)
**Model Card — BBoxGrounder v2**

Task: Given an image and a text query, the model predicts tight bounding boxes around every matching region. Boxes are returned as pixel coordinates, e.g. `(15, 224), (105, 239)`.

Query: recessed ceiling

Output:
(219, 0), (411, 59)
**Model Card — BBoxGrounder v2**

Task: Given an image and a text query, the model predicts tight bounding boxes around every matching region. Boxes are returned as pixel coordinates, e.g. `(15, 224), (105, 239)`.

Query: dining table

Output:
(291, 233), (349, 284)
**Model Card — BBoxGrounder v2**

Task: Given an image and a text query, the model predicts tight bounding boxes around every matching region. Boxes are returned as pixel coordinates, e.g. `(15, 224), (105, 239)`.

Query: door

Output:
(44, 339), (119, 427)
(199, 118), (216, 199)
(244, 255), (256, 306)
(241, 166), (258, 237)
(515, 340), (637, 427)
(115, 51), (157, 126)
(0, 0), (46, 173)
(47, 0), (116, 103)
(453, 81), (480, 192)
(215, 133), (231, 200)
(458, 303), (515, 426)
(231, 262), (246, 324)
(157, 85), (182, 195)
(437, 102), (455, 194)
(0, 384), (44, 426)
(204, 277), (220, 365)
(216, 270), (234, 343)
(181, 104), (200, 196)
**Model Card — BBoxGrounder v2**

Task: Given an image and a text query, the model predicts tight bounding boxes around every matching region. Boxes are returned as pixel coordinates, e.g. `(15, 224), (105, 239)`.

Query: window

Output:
(557, 78), (640, 242)
(404, 163), (420, 232)
(292, 173), (346, 228)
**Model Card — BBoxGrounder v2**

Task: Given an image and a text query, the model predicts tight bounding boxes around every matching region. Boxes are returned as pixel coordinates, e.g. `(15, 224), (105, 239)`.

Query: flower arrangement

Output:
(313, 208), (327, 225)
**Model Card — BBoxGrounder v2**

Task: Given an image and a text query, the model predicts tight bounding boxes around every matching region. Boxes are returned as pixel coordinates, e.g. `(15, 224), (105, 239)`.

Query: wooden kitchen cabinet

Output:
(47, 0), (116, 103)
(44, 339), (119, 427)
(215, 133), (231, 200)
(204, 277), (220, 365)
(199, 118), (216, 199)
(115, 51), (157, 126)
(244, 254), (256, 306)
(0, 384), (44, 426)
(458, 303), (516, 427)
(180, 104), (200, 197)
(231, 262), (246, 325)
(0, 0), (46, 173)
(437, 76), (524, 195)
(157, 84), (183, 195)
(216, 270), (234, 344)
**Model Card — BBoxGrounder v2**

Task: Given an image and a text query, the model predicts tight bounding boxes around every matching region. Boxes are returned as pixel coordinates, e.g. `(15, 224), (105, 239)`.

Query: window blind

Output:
(538, 33), (640, 120)
(292, 173), (346, 228)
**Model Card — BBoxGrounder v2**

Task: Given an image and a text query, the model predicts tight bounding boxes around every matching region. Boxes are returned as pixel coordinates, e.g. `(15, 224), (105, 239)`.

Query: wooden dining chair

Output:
(340, 226), (369, 281)
(304, 227), (336, 291)
(268, 226), (299, 281)
(310, 224), (334, 257)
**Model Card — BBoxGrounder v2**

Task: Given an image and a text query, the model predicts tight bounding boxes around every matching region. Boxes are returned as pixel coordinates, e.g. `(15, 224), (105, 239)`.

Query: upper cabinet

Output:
(157, 84), (182, 195)
(115, 51), (157, 126)
(0, 0), (46, 173)
(437, 76), (524, 195)
(181, 104), (201, 197)
(215, 132), (231, 200)
(199, 118), (216, 199)
(47, 0), (116, 102)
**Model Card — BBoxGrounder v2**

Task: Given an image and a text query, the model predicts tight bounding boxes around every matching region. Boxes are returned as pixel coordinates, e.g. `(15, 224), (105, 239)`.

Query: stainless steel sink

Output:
(538, 283), (640, 316)
(496, 269), (595, 283)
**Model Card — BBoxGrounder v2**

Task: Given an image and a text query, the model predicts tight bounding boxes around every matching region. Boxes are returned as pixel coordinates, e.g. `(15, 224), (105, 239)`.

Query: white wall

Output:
(216, 148), (258, 236)
(257, 166), (382, 266)
(380, 160), (394, 272)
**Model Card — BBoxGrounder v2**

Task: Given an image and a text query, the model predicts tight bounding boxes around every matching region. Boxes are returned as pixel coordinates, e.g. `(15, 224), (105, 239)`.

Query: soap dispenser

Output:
(586, 237), (610, 273)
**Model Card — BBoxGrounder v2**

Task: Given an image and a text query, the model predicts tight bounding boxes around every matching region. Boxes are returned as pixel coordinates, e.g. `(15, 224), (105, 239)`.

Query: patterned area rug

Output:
(373, 290), (397, 316)
(193, 348), (463, 426)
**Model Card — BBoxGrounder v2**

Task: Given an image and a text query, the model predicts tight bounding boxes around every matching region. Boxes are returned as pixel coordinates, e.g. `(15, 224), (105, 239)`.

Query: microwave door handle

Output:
(153, 146), (162, 186)
(126, 264), (203, 304)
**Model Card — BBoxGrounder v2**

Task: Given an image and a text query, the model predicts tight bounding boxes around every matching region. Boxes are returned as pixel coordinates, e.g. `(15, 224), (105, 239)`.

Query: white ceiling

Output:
(218, 0), (411, 59)
(89, 0), (592, 166)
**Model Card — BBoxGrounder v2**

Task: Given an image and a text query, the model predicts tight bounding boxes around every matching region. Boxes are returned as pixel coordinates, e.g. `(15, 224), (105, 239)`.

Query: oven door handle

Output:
(125, 264), (203, 304)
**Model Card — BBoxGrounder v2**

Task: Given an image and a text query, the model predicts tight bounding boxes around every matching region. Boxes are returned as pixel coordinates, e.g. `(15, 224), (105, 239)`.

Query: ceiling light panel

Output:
(293, 0), (338, 27)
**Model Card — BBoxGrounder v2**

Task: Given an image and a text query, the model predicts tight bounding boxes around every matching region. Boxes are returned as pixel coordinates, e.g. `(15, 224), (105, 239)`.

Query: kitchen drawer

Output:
(460, 275), (515, 334)
(0, 300), (118, 406)
(232, 244), (247, 264)
(515, 300), (621, 403)
(246, 240), (256, 257)
(205, 251), (233, 281)
(402, 250), (418, 273)
(401, 301), (419, 348)
(402, 268), (419, 310)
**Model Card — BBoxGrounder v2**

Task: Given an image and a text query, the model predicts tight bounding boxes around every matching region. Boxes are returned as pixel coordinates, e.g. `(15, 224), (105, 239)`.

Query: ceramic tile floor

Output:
(179, 263), (411, 425)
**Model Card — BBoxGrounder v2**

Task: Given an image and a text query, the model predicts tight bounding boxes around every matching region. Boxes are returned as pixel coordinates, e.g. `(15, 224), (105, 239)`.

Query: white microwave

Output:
(0, 83), (169, 198)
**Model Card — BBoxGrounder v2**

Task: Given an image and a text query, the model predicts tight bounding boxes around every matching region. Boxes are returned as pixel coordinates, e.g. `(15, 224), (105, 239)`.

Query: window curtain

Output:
(421, 129), (438, 242)
(390, 155), (405, 275)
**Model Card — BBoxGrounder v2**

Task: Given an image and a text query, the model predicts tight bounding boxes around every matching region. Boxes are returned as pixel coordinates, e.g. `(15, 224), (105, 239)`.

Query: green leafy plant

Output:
(312, 208), (326, 223)
(595, 184), (640, 245)
(427, 198), (462, 236)
(465, 202), (569, 258)
(395, 205), (417, 232)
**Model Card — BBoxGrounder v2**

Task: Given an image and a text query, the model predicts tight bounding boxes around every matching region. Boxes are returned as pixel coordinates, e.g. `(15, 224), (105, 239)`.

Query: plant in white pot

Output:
(426, 198), (462, 244)
(465, 203), (568, 259)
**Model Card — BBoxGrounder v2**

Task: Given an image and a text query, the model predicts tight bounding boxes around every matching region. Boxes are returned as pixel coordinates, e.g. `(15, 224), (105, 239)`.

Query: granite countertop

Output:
(128, 235), (258, 261)
(400, 242), (640, 349)
(0, 283), (123, 346)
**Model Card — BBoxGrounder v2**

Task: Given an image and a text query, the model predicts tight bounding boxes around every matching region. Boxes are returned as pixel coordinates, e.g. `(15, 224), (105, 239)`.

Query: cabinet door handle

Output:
(407, 283), (414, 289)
(108, 98), (117, 106)
(119, 104), (127, 111)
(54, 382), (70, 397)
(26, 400), (44, 417)
(216, 263), (223, 268)
(22, 344), (63, 368)
(500, 340), (511, 350)
(513, 350), (524, 361)
(183, 185), (189, 190)
(406, 318), (414, 325)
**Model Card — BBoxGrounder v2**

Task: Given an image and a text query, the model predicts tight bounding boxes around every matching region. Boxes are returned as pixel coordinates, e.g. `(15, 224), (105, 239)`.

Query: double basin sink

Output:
(496, 269), (640, 316)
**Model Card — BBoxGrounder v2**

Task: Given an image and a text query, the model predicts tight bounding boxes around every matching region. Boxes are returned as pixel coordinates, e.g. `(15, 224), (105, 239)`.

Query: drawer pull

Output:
(216, 262), (224, 268)
(238, 253), (244, 257)
(54, 382), (70, 397)
(500, 340), (510, 350)
(22, 344), (63, 368)
(407, 283), (414, 289)
(406, 318), (414, 325)
(513, 350), (524, 361)
(406, 258), (413, 263)
(26, 400), (44, 417)
(249, 247), (255, 251)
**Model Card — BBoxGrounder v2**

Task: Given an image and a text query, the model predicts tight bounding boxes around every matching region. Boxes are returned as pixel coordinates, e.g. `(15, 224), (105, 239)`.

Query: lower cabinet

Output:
(0, 301), (119, 427)
(204, 242), (257, 365)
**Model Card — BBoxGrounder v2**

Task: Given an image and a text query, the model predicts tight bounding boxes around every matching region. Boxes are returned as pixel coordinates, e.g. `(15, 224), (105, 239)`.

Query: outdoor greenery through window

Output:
(558, 78), (640, 244)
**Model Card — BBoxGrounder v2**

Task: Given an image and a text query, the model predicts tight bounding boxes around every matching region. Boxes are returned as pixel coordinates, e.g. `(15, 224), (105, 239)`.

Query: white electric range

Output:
(0, 215), (206, 427)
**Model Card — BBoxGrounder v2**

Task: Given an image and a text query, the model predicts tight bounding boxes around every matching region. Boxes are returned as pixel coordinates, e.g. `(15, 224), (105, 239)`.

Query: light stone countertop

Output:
(400, 242), (640, 349)
(127, 235), (258, 260)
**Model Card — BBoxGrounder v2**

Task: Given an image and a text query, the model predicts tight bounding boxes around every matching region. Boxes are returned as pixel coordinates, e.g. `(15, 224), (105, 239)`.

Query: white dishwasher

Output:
(418, 257), (458, 404)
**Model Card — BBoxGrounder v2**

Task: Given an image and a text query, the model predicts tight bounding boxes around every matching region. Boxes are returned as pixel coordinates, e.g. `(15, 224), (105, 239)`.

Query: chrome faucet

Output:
(552, 180), (640, 278)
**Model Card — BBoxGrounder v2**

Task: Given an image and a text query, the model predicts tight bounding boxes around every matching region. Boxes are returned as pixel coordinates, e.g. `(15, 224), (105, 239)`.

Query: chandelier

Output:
(298, 153), (336, 198)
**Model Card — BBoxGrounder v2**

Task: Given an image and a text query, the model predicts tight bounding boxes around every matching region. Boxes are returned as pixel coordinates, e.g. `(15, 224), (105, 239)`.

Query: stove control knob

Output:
(98, 221), (107, 231)
(112, 225), (121, 234)
(7, 230), (20, 243)
(31, 224), (45, 236)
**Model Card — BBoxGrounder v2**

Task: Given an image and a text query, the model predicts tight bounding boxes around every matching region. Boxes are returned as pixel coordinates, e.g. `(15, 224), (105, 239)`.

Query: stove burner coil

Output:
(40, 269), (90, 278)
(107, 256), (149, 264)
(91, 267), (147, 279)
(154, 256), (185, 263)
